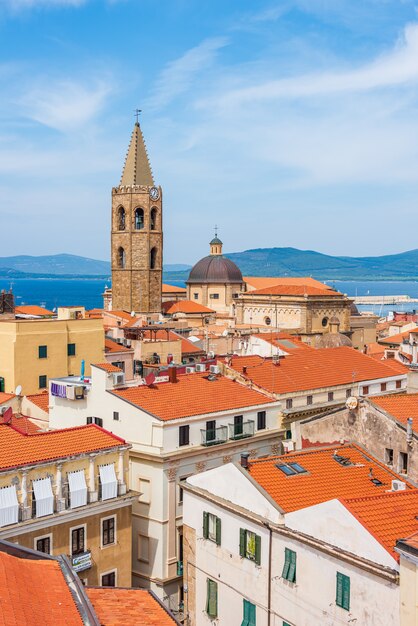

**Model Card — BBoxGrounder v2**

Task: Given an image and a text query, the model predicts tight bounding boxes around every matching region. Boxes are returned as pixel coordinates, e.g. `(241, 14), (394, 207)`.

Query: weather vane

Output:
(134, 108), (142, 124)
(214, 224), (219, 238)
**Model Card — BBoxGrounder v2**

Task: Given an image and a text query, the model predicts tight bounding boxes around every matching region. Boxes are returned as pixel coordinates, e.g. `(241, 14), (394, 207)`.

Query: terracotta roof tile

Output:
(0, 552), (83, 625)
(25, 391), (49, 414)
(0, 423), (126, 472)
(0, 393), (14, 405)
(379, 328), (418, 345)
(15, 305), (55, 316)
(107, 310), (135, 322)
(162, 300), (215, 315)
(341, 490), (418, 559)
(251, 332), (313, 351)
(248, 444), (413, 513)
(112, 372), (274, 420)
(244, 276), (331, 290)
(0, 414), (42, 434)
(162, 283), (187, 293)
(248, 284), (343, 297)
(87, 588), (178, 626)
(370, 393), (418, 430)
(140, 330), (204, 355)
(93, 362), (123, 373)
(105, 338), (132, 353)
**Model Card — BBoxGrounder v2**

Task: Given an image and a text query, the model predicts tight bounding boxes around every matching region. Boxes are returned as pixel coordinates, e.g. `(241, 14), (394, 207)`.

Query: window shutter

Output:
(282, 548), (291, 579)
(239, 528), (246, 557)
(288, 550), (296, 583)
(203, 512), (209, 539)
(216, 516), (221, 546)
(241, 599), (250, 626)
(248, 601), (256, 626)
(255, 534), (261, 566)
(336, 572), (343, 607)
(206, 579), (217, 618)
(342, 575), (350, 610)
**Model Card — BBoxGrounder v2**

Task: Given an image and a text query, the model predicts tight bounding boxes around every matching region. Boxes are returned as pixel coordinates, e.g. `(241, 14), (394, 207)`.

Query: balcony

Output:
(201, 425), (228, 446)
(228, 420), (255, 440)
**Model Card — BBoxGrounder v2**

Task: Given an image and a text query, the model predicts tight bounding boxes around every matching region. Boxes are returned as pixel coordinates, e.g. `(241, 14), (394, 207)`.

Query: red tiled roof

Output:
(0, 423), (126, 472)
(112, 372), (274, 420)
(140, 329), (204, 355)
(227, 347), (407, 394)
(87, 588), (178, 626)
(15, 305), (54, 316)
(244, 276), (331, 290)
(379, 328), (418, 345)
(0, 393), (14, 405)
(370, 393), (418, 430)
(105, 338), (131, 353)
(400, 530), (418, 552)
(0, 414), (42, 434)
(26, 391), (49, 414)
(247, 444), (413, 514)
(341, 490), (418, 559)
(252, 332), (313, 351)
(162, 283), (187, 293)
(93, 362), (123, 373)
(106, 310), (135, 322)
(0, 552), (83, 625)
(162, 300), (215, 315)
(248, 284), (343, 297)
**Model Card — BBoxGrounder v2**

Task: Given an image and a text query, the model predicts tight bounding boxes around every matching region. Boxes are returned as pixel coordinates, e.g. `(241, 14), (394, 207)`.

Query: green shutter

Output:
(241, 599), (249, 626)
(216, 516), (221, 546)
(241, 600), (256, 626)
(336, 572), (343, 607)
(342, 574), (350, 610)
(283, 622), (291, 626)
(206, 579), (217, 618)
(255, 534), (261, 566)
(203, 512), (209, 539)
(288, 549), (296, 583)
(282, 548), (291, 579)
(239, 528), (246, 557)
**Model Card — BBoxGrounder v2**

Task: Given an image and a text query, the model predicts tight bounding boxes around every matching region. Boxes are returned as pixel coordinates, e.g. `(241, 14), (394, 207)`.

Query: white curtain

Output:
(99, 464), (117, 500)
(33, 477), (54, 518)
(0, 485), (18, 527)
(68, 470), (87, 509)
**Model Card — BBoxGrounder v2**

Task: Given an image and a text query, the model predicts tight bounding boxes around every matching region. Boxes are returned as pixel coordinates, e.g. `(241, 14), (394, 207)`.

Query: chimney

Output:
(407, 417), (413, 443)
(168, 366), (177, 384)
(243, 366), (247, 375)
(240, 453), (250, 470)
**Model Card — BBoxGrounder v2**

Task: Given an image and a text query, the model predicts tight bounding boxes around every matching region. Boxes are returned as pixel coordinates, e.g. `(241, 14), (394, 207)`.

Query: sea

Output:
(1, 277), (418, 317)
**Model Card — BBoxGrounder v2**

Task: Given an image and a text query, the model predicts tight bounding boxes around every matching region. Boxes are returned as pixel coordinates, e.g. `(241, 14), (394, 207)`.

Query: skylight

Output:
(288, 462), (307, 474)
(333, 454), (353, 467)
(276, 462), (307, 476)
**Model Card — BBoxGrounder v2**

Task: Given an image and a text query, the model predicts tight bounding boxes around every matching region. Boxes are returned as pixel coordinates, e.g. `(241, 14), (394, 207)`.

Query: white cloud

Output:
(146, 37), (229, 110)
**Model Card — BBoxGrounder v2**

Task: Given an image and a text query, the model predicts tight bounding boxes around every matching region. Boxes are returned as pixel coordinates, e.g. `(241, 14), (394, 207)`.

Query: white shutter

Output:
(0, 485), (18, 527)
(33, 477), (54, 518)
(99, 464), (117, 500)
(68, 470), (87, 509)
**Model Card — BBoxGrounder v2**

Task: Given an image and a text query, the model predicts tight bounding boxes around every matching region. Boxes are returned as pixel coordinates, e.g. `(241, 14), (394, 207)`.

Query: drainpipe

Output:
(264, 522), (272, 626)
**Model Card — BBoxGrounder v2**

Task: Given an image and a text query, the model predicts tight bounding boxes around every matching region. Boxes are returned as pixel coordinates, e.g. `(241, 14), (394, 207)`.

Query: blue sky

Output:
(1, 0), (418, 264)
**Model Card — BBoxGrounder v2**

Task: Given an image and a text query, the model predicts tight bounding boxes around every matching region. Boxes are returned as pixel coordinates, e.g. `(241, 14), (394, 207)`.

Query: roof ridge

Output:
(341, 488), (418, 505)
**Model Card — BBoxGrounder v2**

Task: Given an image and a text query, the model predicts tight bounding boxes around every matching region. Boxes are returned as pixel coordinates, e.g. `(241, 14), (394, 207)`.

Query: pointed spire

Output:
(120, 121), (155, 186)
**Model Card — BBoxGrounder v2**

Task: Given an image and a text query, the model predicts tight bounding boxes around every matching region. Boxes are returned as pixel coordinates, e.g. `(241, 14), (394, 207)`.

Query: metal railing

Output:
(201, 425), (228, 446)
(228, 420), (255, 440)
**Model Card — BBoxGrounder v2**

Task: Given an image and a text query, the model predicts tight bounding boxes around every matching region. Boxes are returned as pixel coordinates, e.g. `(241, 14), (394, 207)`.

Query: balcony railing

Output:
(201, 426), (228, 446)
(228, 420), (255, 440)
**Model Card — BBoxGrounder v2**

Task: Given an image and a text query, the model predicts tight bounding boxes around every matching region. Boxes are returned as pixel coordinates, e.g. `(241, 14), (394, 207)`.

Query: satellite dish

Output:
(15, 385), (22, 396)
(346, 396), (358, 410)
(145, 372), (156, 386)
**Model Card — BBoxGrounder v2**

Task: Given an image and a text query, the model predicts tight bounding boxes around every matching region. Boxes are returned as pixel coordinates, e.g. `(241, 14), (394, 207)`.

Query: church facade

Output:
(111, 122), (163, 315)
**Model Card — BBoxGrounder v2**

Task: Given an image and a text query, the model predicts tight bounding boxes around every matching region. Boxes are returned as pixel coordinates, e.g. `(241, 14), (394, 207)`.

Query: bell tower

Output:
(111, 119), (162, 314)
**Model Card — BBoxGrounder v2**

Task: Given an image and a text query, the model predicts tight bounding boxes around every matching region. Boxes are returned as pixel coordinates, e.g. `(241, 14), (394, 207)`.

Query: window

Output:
(35, 535), (51, 554)
(307, 395), (313, 405)
(241, 599), (256, 626)
(346, 389), (352, 399)
(381, 382), (387, 392)
(38, 345), (47, 359)
(193, 293), (199, 300)
(101, 571), (116, 587)
(150, 207), (157, 230)
(117, 206), (125, 230)
(362, 385), (369, 395)
(328, 392), (334, 402)
(239, 529), (261, 565)
(336, 572), (350, 610)
(117, 247), (126, 269)
(203, 512), (221, 545)
(113, 411), (119, 421)
(137, 534), (150, 562)
(71, 527), (85, 555)
(209, 293), (219, 299)
(286, 399), (293, 410)
(102, 517), (115, 546)
(322, 317), (328, 327)
(150, 247), (157, 269)
(179, 425), (190, 447)
(282, 548), (296, 582)
(67, 343), (76, 357)
(234, 415), (244, 437)
(206, 419), (216, 443)
(264, 317), (271, 325)
(39, 375), (47, 389)
(134, 208), (144, 230)
(257, 411), (266, 430)
(86, 416), (103, 427)
(400, 451), (408, 474)
(385, 448), (394, 465)
(206, 579), (218, 618)
(396, 379), (402, 389)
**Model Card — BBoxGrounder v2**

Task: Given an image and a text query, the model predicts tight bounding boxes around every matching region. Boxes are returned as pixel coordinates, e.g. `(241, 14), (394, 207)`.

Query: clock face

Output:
(149, 186), (160, 201)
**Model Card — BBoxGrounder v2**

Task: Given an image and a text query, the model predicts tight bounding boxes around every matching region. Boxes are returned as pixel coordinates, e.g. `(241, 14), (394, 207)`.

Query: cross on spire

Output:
(214, 224), (219, 238)
(134, 108), (142, 125)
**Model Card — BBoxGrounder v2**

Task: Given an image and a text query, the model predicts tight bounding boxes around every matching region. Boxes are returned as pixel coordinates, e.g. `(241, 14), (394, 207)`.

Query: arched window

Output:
(118, 207), (125, 231)
(135, 208), (144, 230)
(150, 207), (157, 231)
(118, 247), (126, 269)
(150, 247), (157, 270)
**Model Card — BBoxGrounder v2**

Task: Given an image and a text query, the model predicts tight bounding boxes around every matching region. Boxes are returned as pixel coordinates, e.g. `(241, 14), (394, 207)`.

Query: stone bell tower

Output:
(111, 120), (162, 314)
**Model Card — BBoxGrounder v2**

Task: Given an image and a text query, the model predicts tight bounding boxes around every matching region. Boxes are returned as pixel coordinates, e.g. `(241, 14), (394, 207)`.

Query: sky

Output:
(1, 0), (418, 264)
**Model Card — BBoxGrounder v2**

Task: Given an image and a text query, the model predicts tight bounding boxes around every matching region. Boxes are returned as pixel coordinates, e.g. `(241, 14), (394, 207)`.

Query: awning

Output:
(68, 470), (87, 509)
(99, 464), (117, 500)
(0, 485), (19, 527)
(33, 477), (54, 518)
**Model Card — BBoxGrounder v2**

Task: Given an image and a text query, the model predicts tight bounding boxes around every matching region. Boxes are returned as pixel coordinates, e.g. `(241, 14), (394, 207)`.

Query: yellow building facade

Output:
(0, 318), (104, 394)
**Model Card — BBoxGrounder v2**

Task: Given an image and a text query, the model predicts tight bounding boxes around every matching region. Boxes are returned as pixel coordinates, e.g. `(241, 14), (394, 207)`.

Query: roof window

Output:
(288, 462), (307, 474)
(276, 462), (307, 476)
(333, 453), (353, 467)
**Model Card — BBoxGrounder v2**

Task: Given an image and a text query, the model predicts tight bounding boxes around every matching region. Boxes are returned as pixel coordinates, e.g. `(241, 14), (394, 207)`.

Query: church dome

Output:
(187, 255), (244, 284)
(317, 332), (352, 349)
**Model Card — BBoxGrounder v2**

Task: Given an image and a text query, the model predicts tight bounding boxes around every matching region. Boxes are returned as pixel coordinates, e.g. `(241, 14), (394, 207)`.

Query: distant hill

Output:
(0, 254), (110, 276)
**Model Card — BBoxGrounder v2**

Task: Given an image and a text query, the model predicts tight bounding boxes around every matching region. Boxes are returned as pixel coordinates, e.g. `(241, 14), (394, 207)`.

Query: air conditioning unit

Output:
(113, 373), (125, 386)
(186, 366), (195, 374)
(209, 365), (220, 374)
(195, 364), (206, 372)
(391, 479), (406, 492)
